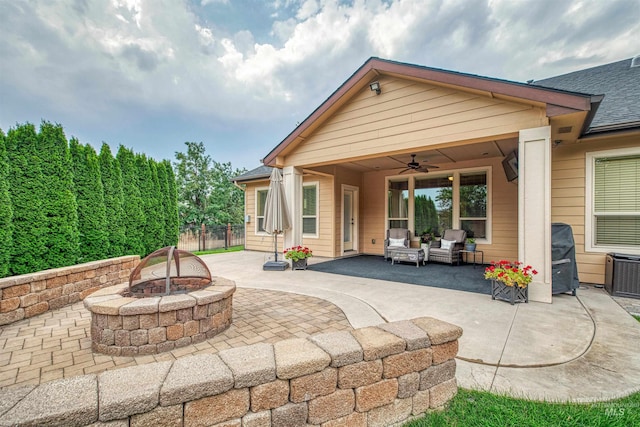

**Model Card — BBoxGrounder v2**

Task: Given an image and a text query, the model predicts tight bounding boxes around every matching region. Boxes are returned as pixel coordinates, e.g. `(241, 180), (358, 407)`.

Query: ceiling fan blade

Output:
(423, 164), (439, 169)
(398, 168), (412, 174)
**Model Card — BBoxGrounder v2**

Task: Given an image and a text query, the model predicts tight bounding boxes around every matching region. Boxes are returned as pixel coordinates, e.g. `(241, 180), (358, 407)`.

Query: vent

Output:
(632, 55), (640, 68)
(558, 126), (573, 134)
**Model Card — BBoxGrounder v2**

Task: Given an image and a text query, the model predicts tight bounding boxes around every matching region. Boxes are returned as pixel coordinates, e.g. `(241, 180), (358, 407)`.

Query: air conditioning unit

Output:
(605, 253), (640, 299)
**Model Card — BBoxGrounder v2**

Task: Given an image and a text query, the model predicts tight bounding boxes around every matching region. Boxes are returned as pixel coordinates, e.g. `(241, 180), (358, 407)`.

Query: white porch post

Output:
(518, 126), (552, 303)
(283, 166), (303, 250)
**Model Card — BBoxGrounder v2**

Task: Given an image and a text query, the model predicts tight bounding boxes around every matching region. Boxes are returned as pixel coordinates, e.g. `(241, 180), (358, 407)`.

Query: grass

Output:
(405, 388), (640, 427)
(634, 315), (640, 322)
(193, 245), (244, 256)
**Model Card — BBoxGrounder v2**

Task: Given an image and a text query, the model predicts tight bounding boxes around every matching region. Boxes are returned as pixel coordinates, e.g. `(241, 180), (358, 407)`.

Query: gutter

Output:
(579, 94), (605, 136)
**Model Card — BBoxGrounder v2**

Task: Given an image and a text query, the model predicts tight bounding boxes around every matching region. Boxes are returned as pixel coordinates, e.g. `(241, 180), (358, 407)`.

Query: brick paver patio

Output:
(0, 287), (352, 389)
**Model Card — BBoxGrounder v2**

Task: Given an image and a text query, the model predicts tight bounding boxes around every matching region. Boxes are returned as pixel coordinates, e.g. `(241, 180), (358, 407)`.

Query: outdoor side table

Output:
(389, 247), (425, 268)
(459, 250), (484, 268)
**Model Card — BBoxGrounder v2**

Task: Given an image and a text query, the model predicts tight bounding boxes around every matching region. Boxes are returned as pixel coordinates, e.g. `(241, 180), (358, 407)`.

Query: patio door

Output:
(342, 186), (358, 254)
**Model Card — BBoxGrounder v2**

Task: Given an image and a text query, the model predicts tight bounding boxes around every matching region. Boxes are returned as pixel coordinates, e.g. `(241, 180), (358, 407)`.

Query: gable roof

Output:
(533, 57), (640, 134)
(263, 57), (599, 167)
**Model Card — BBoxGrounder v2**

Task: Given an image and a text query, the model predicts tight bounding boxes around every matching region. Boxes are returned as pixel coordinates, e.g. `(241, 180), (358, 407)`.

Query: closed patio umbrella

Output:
(263, 168), (291, 271)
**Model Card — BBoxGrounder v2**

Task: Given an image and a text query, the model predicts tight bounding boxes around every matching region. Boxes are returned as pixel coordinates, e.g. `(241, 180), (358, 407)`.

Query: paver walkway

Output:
(0, 288), (351, 388)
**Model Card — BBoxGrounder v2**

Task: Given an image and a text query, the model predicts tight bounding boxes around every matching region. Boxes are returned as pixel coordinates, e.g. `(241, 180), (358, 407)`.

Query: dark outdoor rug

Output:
(308, 255), (491, 295)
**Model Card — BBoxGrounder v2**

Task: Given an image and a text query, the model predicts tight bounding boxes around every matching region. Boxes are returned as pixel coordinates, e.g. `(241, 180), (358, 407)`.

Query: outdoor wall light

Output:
(369, 81), (381, 94)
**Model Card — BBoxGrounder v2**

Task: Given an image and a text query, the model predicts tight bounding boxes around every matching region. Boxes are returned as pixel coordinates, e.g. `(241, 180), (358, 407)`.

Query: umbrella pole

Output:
(274, 233), (278, 262)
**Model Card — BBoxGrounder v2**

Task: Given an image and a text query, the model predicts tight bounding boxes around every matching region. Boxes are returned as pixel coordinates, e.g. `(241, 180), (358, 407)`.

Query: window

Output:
(303, 183), (318, 236)
(387, 169), (490, 241)
(388, 179), (408, 229)
(256, 188), (268, 234)
(414, 177), (452, 236)
(459, 173), (487, 239)
(587, 148), (640, 253)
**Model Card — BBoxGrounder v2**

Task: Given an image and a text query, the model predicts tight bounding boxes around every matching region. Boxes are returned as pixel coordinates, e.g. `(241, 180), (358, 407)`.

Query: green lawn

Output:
(406, 388), (640, 427)
(193, 245), (244, 256)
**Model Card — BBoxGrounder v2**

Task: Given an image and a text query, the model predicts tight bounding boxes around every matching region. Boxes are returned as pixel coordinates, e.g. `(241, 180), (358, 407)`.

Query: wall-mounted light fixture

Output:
(369, 81), (381, 95)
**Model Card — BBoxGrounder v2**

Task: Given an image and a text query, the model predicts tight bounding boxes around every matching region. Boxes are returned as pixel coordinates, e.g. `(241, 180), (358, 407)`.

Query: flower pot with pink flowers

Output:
(484, 260), (538, 304)
(284, 246), (313, 270)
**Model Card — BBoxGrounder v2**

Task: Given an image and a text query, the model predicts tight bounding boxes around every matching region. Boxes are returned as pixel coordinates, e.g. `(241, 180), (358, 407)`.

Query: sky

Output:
(1, 0), (638, 172)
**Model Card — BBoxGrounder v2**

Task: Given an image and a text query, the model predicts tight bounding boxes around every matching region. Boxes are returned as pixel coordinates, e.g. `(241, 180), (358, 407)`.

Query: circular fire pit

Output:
(83, 247), (235, 356)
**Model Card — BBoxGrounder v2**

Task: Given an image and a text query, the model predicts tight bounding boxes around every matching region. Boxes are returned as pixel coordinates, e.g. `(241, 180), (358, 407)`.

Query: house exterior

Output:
(234, 56), (640, 303)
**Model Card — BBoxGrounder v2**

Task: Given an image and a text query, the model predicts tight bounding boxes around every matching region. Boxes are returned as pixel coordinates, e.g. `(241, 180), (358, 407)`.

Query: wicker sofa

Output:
(428, 229), (467, 265)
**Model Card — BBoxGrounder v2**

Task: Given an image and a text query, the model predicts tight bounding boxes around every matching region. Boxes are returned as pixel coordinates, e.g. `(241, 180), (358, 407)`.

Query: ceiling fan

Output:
(396, 154), (439, 174)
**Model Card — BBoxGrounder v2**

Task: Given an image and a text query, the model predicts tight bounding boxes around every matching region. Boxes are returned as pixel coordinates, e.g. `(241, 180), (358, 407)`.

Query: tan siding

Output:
(283, 76), (546, 168)
(551, 133), (640, 284)
(303, 176), (334, 258)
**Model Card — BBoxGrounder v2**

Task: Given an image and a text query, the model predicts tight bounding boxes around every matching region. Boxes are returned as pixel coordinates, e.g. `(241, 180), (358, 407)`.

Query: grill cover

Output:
(551, 223), (580, 295)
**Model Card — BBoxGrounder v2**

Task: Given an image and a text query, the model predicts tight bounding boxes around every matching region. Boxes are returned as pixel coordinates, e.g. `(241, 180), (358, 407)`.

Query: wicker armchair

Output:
(428, 229), (467, 265)
(384, 228), (410, 260)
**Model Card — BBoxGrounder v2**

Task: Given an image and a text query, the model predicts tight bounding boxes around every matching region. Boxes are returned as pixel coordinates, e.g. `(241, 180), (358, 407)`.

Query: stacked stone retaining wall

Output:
(0, 316), (462, 427)
(0, 256), (140, 326)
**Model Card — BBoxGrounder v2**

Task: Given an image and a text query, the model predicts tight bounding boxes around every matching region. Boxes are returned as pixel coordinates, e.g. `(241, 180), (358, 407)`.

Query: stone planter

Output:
(491, 280), (528, 304)
(291, 259), (308, 270)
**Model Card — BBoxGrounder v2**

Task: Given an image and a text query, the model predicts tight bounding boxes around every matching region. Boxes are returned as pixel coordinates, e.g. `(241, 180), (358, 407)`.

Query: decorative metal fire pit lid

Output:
(127, 246), (212, 297)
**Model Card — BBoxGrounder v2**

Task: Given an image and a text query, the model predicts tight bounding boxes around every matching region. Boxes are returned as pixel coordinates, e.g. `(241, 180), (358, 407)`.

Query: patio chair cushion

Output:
(388, 238), (408, 248)
(440, 239), (455, 250)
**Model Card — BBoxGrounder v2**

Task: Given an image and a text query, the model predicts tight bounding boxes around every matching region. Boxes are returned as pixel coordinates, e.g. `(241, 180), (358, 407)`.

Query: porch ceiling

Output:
(333, 138), (518, 172)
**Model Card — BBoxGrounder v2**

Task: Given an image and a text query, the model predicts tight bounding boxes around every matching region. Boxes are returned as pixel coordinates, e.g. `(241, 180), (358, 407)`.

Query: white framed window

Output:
(388, 178), (409, 229)
(386, 167), (491, 242)
(586, 147), (640, 254)
(255, 187), (268, 235)
(303, 182), (318, 237)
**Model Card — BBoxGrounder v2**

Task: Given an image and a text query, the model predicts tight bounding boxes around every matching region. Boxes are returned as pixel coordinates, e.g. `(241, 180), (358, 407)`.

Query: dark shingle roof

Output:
(533, 57), (640, 133)
(233, 165), (273, 183)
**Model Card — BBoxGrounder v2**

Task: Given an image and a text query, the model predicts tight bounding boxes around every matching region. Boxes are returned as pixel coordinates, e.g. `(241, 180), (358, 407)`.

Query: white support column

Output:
(283, 166), (303, 250)
(518, 126), (552, 303)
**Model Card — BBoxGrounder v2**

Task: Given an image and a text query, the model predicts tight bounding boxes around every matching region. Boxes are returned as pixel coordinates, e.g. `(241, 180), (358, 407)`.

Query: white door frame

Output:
(341, 184), (359, 255)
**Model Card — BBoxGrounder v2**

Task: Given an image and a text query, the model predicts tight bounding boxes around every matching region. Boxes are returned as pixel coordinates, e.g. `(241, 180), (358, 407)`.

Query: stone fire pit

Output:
(83, 247), (235, 356)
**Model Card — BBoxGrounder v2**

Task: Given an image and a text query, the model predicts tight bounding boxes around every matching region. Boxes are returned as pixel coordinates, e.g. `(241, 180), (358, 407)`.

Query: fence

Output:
(177, 224), (245, 252)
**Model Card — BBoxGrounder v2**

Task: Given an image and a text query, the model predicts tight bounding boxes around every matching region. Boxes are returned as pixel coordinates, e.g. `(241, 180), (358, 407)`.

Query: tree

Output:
(162, 160), (180, 246)
(414, 195), (438, 236)
(99, 143), (126, 257)
(174, 142), (246, 227)
(117, 145), (146, 257)
(0, 129), (13, 277)
(5, 123), (47, 275)
(174, 142), (214, 226)
(136, 154), (163, 253)
(37, 121), (79, 268)
(70, 139), (109, 262)
(209, 161), (246, 225)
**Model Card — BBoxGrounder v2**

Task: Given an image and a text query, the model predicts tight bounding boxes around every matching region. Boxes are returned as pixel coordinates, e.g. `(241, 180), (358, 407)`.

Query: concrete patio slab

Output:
(206, 250), (640, 403)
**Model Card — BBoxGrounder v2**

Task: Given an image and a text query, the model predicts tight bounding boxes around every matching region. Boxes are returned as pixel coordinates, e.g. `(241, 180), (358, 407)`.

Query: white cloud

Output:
(1, 0), (639, 167)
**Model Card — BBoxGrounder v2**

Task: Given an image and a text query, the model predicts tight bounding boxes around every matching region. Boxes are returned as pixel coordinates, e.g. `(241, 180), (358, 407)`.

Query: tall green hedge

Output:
(99, 143), (126, 258)
(37, 121), (79, 268)
(71, 139), (109, 262)
(0, 129), (13, 278)
(2, 121), (180, 276)
(117, 146), (146, 257)
(5, 123), (48, 275)
(163, 160), (180, 247)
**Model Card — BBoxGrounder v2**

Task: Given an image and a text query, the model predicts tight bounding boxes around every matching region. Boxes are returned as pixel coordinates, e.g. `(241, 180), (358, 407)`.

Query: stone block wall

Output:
(0, 256), (139, 326)
(0, 316), (463, 427)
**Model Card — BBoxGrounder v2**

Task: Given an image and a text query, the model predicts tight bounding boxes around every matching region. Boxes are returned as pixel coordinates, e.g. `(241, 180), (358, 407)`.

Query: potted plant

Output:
(484, 260), (538, 304)
(465, 238), (476, 252)
(284, 245), (313, 270)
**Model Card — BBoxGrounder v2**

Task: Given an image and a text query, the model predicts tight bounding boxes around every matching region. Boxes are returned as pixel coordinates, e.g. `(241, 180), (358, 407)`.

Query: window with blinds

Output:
(593, 155), (640, 247)
(303, 184), (318, 235)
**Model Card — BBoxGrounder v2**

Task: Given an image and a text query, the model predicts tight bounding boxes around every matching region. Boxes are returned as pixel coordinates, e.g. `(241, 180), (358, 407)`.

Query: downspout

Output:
(233, 180), (247, 249)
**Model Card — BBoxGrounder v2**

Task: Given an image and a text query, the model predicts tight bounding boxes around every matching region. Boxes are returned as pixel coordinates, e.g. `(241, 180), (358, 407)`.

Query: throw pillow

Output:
(440, 239), (455, 250)
(388, 238), (406, 247)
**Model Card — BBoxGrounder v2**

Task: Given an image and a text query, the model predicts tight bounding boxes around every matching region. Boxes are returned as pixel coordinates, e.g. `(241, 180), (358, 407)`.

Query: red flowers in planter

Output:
(283, 246), (313, 262)
(484, 260), (538, 288)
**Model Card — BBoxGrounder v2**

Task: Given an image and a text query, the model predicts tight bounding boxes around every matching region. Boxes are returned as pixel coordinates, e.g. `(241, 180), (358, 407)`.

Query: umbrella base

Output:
(263, 261), (290, 271)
